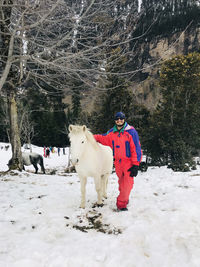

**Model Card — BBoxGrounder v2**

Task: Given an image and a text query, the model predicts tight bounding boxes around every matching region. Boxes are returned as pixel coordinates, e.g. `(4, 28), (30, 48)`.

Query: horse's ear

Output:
(68, 125), (73, 132)
(82, 125), (87, 132)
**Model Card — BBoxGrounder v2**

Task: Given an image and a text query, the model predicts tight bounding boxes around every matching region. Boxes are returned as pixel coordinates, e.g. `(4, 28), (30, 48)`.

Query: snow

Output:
(0, 142), (200, 267)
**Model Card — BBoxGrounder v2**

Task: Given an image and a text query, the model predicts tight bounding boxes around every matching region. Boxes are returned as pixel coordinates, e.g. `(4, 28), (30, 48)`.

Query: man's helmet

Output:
(114, 112), (125, 120)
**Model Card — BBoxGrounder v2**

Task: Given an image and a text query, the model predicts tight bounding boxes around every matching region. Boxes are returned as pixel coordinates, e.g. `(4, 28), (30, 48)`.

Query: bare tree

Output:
(0, 0), (144, 170)
(19, 106), (36, 152)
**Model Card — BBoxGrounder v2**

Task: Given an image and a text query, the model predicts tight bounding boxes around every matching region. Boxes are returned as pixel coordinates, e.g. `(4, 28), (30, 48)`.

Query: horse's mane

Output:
(69, 125), (99, 149)
(85, 127), (99, 149)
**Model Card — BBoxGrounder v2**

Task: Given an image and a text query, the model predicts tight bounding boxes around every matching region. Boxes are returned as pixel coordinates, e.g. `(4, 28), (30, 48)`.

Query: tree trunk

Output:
(7, 89), (23, 171)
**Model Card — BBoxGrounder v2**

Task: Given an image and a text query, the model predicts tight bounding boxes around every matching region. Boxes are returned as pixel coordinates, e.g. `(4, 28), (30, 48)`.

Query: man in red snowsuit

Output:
(94, 112), (142, 211)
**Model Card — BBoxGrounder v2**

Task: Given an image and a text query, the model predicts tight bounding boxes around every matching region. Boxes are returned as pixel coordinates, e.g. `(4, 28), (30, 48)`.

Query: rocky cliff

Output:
(133, 26), (200, 110)
(63, 26), (200, 113)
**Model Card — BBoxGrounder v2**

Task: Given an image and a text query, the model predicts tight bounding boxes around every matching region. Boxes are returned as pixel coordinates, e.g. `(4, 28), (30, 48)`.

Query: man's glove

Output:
(128, 165), (139, 177)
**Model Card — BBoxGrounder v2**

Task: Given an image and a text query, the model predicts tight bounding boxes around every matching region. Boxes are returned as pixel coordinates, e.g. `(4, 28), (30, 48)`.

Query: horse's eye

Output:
(82, 141), (84, 144)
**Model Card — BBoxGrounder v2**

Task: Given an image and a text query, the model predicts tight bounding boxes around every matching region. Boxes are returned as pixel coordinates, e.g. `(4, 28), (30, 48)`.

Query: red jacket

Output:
(94, 122), (142, 166)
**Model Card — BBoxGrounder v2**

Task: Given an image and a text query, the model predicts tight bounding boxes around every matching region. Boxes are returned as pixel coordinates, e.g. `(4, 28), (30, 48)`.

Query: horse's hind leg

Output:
(39, 157), (45, 174)
(33, 164), (38, 174)
(80, 176), (87, 208)
(101, 174), (108, 199)
(40, 163), (45, 174)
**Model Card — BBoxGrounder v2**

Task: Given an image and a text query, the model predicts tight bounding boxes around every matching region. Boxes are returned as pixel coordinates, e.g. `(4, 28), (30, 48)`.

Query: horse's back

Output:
(22, 152), (42, 165)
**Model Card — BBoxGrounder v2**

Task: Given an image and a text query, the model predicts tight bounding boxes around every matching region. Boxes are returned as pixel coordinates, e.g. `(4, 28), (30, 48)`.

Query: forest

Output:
(0, 0), (200, 171)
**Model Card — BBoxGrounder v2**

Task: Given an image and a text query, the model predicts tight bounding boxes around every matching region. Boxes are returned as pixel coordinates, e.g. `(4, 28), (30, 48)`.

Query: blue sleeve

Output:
(127, 129), (142, 162)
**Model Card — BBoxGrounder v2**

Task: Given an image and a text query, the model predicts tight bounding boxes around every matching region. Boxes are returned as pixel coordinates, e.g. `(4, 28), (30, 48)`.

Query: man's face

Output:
(115, 118), (125, 127)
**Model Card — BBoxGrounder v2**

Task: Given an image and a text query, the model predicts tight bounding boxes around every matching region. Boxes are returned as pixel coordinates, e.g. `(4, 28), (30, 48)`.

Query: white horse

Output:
(68, 125), (113, 208)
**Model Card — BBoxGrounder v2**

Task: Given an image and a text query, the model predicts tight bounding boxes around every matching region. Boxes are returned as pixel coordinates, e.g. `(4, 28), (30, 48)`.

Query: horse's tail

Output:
(39, 155), (45, 174)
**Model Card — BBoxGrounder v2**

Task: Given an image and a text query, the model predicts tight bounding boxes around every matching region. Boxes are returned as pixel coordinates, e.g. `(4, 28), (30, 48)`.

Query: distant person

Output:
(57, 147), (60, 156)
(46, 147), (50, 158)
(94, 112), (142, 211)
(63, 148), (65, 155)
(43, 146), (46, 157)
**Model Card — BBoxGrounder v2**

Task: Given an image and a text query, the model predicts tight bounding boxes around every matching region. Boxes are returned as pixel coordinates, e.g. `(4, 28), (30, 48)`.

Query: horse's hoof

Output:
(92, 203), (104, 208)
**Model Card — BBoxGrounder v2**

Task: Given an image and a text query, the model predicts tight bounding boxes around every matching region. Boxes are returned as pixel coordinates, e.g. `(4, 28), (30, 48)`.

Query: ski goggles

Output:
(115, 117), (125, 121)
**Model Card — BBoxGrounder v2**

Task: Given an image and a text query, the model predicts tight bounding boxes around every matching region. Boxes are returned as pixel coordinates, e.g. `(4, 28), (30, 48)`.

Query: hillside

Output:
(63, 25), (200, 112)
(0, 143), (200, 266)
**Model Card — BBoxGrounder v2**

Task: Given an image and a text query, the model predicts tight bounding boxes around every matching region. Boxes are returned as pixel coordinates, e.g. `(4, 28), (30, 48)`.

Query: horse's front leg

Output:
(80, 176), (87, 208)
(94, 177), (103, 206)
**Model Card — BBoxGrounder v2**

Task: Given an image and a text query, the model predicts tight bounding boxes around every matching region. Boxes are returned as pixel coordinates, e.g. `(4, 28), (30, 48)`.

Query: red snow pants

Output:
(115, 159), (134, 209)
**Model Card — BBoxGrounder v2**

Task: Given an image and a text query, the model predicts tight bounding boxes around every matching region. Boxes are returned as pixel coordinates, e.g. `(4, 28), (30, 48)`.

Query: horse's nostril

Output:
(77, 159), (79, 163)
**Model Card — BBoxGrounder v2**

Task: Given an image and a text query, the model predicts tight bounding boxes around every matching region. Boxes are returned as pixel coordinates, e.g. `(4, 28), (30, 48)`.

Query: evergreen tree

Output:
(90, 47), (149, 136)
(70, 77), (84, 124)
(21, 83), (68, 147)
(133, 0), (200, 41)
(71, 88), (81, 123)
(146, 52), (200, 170)
(91, 47), (134, 133)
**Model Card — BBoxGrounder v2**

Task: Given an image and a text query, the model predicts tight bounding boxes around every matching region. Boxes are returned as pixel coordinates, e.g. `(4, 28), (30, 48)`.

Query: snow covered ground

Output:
(0, 142), (200, 267)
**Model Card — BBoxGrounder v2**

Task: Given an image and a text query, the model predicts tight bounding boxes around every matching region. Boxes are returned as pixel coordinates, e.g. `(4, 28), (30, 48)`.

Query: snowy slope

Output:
(0, 143), (200, 267)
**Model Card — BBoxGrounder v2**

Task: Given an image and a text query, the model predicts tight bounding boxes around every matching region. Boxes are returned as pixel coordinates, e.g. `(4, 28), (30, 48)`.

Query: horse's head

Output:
(68, 125), (88, 166)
